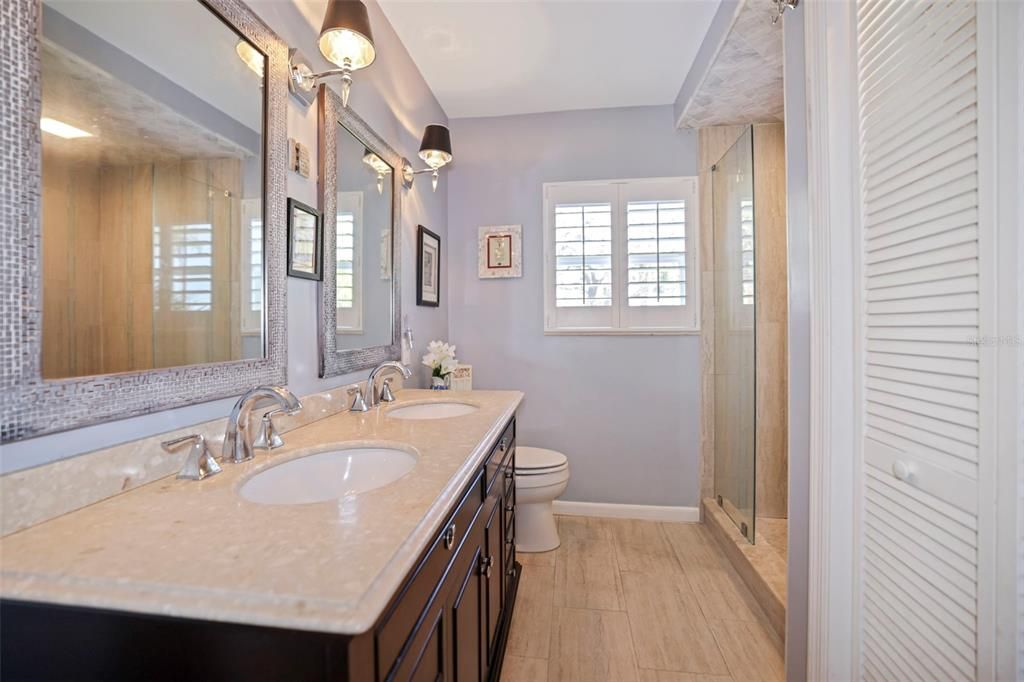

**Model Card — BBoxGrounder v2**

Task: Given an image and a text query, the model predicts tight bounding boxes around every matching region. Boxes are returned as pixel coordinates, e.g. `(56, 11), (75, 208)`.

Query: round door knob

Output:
(892, 460), (914, 481)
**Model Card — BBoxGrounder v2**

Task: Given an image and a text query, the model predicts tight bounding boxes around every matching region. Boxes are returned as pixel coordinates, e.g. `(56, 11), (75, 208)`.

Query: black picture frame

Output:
(286, 198), (323, 281)
(417, 225), (441, 307)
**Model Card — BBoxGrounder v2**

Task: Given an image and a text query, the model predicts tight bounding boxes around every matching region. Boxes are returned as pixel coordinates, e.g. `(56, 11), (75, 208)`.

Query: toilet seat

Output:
(515, 447), (568, 473)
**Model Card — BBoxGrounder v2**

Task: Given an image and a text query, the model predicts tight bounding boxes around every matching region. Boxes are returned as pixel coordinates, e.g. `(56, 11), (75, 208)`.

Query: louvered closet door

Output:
(856, 1), (984, 681)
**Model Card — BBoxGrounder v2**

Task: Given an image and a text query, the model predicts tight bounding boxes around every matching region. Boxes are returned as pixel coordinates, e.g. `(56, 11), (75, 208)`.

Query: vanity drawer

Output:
(487, 417), (516, 491)
(485, 419), (516, 489)
(376, 468), (485, 679)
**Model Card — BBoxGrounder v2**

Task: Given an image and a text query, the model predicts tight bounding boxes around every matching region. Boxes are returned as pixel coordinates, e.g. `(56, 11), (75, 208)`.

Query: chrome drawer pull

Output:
(443, 523), (456, 550)
(504, 470), (514, 481)
(499, 437), (509, 451)
(479, 556), (493, 579)
(504, 503), (514, 513)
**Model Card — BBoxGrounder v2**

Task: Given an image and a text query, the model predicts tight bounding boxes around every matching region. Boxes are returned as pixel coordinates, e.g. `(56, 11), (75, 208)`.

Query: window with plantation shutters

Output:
(336, 192), (362, 333)
(153, 223), (213, 312)
(544, 177), (698, 334)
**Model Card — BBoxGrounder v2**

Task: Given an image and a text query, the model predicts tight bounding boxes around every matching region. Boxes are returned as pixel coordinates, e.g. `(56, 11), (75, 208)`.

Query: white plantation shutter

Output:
(544, 177), (698, 334)
(625, 200), (687, 307)
(553, 202), (613, 307)
(336, 212), (355, 309)
(336, 192), (362, 332)
(855, 1), (988, 679)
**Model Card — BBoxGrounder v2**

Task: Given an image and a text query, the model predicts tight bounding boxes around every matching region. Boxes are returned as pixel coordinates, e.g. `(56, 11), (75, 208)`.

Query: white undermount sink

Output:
(239, 447), (417, 505)
(386, 402), (479, 420)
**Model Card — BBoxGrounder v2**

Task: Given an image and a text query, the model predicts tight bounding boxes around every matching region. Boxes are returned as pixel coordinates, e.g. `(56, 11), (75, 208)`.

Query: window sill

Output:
(543, 327), (701, 337)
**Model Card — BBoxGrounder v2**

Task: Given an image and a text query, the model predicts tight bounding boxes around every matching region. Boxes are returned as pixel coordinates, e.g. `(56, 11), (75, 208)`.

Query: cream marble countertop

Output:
(0, 390), (523, 635)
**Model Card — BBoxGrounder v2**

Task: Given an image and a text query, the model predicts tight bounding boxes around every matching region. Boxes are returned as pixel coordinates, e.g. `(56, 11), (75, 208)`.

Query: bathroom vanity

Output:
(0, 391), (522, 682)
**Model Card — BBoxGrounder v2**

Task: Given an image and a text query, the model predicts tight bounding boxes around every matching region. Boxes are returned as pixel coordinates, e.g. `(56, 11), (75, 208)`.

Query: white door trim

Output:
(802, 1), (860, 679)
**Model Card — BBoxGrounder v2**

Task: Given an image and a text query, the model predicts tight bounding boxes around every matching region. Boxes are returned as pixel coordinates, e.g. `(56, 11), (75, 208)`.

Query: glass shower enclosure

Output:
(711, 126), (757, 542)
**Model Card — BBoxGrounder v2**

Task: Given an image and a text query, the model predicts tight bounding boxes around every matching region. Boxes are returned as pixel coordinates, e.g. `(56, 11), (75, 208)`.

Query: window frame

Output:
(543, 177), (700, 335)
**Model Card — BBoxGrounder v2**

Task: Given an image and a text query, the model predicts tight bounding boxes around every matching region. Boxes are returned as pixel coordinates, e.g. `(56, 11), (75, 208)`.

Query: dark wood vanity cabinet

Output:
(378, 417), (518, 682)
(0, 417), (519, 682)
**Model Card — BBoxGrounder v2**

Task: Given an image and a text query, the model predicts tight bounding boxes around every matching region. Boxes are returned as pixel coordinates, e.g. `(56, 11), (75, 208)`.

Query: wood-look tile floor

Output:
(501, 517), (784, 682)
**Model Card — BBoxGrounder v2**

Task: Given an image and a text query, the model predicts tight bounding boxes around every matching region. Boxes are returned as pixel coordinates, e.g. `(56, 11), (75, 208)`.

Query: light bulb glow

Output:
(40, 117), (93, 139)
(235, 40), (265, 78)
(319, 28), (375, 70)
(419, 149), (452, 170)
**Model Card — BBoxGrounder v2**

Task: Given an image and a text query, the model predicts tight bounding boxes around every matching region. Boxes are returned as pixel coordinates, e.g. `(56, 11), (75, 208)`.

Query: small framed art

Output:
(417, 225), (441, 307)
(286, 198), (323, 281)
(478, 224), (522, 278)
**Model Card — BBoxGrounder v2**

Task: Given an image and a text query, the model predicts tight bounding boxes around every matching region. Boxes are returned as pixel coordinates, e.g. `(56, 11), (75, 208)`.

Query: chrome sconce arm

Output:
(401, 162), (445, 192)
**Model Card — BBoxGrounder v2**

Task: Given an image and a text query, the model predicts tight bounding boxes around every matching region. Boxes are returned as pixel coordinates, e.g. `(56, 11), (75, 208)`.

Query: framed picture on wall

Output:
(478, 224), (522, 278)
(286, 198), (323, 281)
(417, 225), (441, 307)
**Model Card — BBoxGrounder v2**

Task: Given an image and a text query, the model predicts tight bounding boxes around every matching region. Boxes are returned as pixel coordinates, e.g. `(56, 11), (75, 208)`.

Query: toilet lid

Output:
(516, 446), (568, 471)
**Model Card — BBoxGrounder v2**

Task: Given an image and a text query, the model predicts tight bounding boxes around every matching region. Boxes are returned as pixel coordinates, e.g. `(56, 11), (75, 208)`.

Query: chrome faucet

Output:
(365, 361), (412, 409)
(222, 385), (302, 464)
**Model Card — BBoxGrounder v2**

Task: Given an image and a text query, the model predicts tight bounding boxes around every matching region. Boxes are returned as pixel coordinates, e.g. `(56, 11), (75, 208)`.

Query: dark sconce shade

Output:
(319, 0), (376, 70)
(418, 125), (453, 169)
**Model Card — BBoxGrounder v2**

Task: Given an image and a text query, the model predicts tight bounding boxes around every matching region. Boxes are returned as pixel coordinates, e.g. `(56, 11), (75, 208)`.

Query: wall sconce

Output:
(235, 39), (264, 79)
(289, 0), (375, 108)
(363, 148), (392, 195)
(401, 125), (454, 192)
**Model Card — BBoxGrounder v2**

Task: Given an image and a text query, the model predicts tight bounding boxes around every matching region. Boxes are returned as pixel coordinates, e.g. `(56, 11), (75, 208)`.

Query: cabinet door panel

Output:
(391, 602), (445, 682)
(451, 543), (484, 682)
(483, 496), (502, 663)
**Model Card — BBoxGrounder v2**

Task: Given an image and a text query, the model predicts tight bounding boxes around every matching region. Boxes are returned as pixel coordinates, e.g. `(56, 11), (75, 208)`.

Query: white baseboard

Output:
(552, 500), (700, 523)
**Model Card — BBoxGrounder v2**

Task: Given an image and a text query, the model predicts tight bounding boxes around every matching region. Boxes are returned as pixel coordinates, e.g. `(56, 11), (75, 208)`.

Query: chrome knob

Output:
(504, 470), (514, 481)
(443, 522), (457, 550)
(505, 503), (514, 513)
(499, 437), (509, 451)
(480, 556), (493, 579)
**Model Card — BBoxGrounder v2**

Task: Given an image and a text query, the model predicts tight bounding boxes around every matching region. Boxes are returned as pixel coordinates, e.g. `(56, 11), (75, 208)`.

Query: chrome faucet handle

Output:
(348, 386), (370, 412)
(380, 377), (397, 403)
(252, 408), (286, 450)
(161, 434), (221, 481)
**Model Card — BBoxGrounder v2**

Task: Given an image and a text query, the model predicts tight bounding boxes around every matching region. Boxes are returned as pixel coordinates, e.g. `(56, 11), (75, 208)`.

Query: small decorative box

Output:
(449, 365), (473, 391)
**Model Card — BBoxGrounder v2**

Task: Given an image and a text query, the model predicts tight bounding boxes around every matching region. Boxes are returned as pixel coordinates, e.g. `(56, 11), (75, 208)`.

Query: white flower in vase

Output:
(422, 340), (458, 389)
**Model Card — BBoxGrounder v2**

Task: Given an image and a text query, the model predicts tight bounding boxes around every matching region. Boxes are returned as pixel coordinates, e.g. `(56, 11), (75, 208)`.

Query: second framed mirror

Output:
(317, 86), (401, 377)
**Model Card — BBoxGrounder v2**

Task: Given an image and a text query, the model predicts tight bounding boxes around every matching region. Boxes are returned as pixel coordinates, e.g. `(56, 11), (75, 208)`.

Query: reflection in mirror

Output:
(335, 123), (394, 350)
(39, 0), (265, 379)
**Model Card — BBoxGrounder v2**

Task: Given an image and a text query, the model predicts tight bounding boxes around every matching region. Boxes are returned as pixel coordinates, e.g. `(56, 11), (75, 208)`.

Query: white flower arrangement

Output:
(422, 340), (458, 380)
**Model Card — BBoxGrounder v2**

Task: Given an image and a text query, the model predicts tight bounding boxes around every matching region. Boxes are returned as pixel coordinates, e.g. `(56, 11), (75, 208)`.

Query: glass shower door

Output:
(712, 126), (756, 542)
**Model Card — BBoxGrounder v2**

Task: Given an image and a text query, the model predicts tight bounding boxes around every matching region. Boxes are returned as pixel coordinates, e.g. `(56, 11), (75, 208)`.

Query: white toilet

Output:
(514, 446), (570, 552)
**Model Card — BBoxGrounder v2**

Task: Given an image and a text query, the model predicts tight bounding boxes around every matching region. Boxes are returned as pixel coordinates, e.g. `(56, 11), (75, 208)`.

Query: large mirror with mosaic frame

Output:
(1, 0), (290, 442)
(317, 86), (402, 378)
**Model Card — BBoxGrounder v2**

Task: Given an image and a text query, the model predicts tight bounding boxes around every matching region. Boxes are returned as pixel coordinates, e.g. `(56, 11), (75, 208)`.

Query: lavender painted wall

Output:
(447, 106), (701, 507)
(3, 0), (448, 473)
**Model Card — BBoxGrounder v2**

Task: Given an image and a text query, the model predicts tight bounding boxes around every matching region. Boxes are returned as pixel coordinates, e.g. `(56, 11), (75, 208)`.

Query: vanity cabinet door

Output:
(447, 498), (488, 682)
(482, 495), (503, 670)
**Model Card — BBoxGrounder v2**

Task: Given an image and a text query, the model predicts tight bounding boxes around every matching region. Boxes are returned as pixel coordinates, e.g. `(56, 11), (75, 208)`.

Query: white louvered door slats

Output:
(856, 1), (982, 680)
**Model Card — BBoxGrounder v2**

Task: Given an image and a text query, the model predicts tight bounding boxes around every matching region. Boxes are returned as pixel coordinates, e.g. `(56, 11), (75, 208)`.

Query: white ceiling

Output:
(378, 0), (722, 119)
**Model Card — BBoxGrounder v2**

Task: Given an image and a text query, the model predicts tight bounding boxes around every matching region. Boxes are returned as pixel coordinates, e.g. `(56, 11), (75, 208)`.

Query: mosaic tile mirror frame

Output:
(0, 0), (290, 442)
